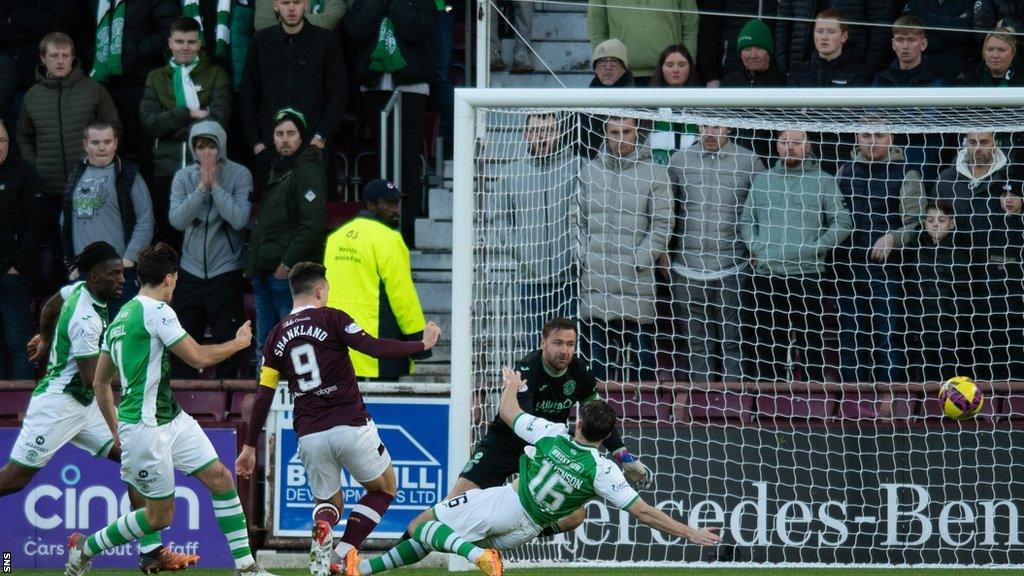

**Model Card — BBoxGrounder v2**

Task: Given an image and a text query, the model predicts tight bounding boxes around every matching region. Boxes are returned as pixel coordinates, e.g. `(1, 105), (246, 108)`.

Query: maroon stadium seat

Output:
(837, 393), (917, 422)
(1000, 395), (1024, 421)
(688, 390), (754, 425)
(177, 390), (228, 423)
(0, 390), (33, 426)
(326, 201), (362, 232)
(757, 393), (837, 424)
(228, 391), (254, 421)
(603, 388), (671, 425)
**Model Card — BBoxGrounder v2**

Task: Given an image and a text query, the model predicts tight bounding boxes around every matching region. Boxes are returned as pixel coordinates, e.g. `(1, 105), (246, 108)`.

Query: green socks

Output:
(85, 510), (155, 556)
(212, 488), (256, 569)
(413, 520), (484, 562)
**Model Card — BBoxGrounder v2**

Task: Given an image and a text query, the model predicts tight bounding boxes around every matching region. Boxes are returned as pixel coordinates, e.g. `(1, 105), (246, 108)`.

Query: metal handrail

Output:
(379, 90), (403, 191)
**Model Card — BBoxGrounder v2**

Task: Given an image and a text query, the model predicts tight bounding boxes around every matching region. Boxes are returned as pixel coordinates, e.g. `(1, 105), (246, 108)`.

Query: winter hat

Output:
(592, 38), (629, 69)
(273, 107), (308, 142)
(737, 19), (773, 56)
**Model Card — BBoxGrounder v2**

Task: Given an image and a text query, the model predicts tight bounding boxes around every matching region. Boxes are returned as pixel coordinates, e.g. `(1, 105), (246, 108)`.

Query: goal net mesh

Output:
(466, 101), (1024, 566)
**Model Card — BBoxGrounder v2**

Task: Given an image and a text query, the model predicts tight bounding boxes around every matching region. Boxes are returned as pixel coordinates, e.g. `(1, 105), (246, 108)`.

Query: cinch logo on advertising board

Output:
(273, 397), (449, 538)
(1, 428), (238, 568)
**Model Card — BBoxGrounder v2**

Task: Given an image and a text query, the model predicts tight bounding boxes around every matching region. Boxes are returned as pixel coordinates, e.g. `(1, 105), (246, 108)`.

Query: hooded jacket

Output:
(873, 59), (945, 88)
(740, 158), (854, 277)
(244, 145), (326, 277)
(140, 54), (232, 178)
(577, 145), (673, 322)
(17, 64), (121, 198)
(168, 120), (252, 280)
(788, 48), (873, 87)
(668, 140), (764, 276)
(933, 147), (1011, 238)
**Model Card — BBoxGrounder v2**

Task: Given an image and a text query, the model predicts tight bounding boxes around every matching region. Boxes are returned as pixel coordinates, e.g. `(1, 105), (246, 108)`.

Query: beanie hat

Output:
(273, 107), (308, 142)
(592, 38), (629, 69)
(737, 19), (773, 56)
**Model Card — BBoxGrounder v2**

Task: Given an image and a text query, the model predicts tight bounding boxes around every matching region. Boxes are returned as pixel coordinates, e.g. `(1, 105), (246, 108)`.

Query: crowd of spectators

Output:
(0, 0), (1022, 385)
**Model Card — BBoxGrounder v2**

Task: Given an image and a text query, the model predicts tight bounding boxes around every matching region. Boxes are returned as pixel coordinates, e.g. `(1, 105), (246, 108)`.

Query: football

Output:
(938, 376), (984, 420)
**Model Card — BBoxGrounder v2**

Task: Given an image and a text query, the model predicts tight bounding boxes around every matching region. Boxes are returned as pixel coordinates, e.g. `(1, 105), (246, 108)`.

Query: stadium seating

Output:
(176, 390), (229, 423)
(684, 390), (755, 425)
(837, 393), (917, 423)
(0, 390), (32, 426)
(756, 393), (838, 425)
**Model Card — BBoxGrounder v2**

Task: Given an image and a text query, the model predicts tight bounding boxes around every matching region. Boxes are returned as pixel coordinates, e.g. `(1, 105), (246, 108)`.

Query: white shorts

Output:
(8, 392), (114, 468)
(297, 420), (391, 500)
(119, 411), (219, 499)
(434, 485), (542, 550)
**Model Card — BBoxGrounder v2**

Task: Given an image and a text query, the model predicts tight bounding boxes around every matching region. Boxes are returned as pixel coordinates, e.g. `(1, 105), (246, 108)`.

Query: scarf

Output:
(170, 57), (201, 109)
(369, 17), (406, 73)
(92, 0), (126, 82)
(182, 0), (232, 59)
(310, 0), (326, 13)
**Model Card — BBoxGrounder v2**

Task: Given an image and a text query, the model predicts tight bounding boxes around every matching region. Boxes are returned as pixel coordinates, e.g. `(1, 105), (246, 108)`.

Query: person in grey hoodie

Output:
(61, 120), (155, 318)
(740, 129), (852, 382)
(668, 125), (764, 383)
(497, 112), (580, 340)
(578, 116), (672, 382)
(167, 120), (252, 378)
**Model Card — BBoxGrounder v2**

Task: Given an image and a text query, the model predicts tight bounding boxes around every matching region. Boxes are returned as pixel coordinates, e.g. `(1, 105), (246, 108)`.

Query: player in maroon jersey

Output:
(235, 262), (441, 576)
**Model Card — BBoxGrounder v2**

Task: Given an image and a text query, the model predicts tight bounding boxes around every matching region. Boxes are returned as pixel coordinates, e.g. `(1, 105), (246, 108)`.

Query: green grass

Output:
(19, 565), (1011, 569)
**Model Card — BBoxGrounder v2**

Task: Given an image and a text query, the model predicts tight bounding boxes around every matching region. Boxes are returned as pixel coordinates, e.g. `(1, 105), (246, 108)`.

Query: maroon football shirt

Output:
(260, 305), (424, 438)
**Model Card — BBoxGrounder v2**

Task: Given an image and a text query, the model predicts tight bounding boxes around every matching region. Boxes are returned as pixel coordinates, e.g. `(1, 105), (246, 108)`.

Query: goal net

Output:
(449, 88), (1024, 568)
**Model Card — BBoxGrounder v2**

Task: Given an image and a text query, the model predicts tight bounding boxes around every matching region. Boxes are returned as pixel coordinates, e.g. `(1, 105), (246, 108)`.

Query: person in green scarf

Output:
(139, 17), (232, 246)
(647, 44), (700, 165)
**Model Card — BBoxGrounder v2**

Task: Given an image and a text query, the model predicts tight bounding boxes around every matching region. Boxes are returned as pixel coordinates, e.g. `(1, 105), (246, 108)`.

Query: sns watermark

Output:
(3, 551), (11, 573)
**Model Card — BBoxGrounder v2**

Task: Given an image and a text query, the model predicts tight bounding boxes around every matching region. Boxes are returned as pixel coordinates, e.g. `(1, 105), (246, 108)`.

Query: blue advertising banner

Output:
(273, 397), (450, 538)
(0, 427), (238, 569)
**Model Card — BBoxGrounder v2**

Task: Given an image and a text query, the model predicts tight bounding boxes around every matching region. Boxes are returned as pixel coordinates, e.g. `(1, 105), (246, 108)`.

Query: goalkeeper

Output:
(346, 367), (720, 576)
(451, 316), (651, 536)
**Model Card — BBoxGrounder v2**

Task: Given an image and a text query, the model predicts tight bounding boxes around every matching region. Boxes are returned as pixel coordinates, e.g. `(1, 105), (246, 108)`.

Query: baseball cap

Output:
(363, 179), (405, 203)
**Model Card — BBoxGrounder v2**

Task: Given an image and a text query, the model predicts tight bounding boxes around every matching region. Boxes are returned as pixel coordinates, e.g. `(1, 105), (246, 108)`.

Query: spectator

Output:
(242, 0), (347, 182)
(834, 130), (925, 383)
(180, 0), (256, 77)
(789, 10), (874, 87)
(18, 33), (120, 220)
(775, 0), (892, 75)
(721, 20), (786, 162)
(976, 184), (1024, 380)
(140, 17), (232, 248)
(244, 108), (325, 354)
(323, 179), (430, 380)
(959, 28), (1024, 86)
(667, 125), (764, 383)
(0, 1), (77, 124)
(903, 0), (974, 84)
(60, 120), (155, 317)
(0, 120), (43, 379)
(648, 44), (700, 165)
(740, 129), (852, 382)
(346, 0), (434, 248)
(696, 0), (779, 85)
(578, 116), (672, 382)
(254, 0), (347, 31)
(975, 0), (1024, 35)
(588, 0), (699, 86)
(497, 112), (580, 339)
(582, 39), (634, 158)
(873, 15), (944, 87)
(168, 120), (251, 379)
(490, 1), (534, 73)
(432, 1), (455, 147)
(85, 0), (179, 171)
(721, 19), (787, 88)
(904, 200), (971, 382)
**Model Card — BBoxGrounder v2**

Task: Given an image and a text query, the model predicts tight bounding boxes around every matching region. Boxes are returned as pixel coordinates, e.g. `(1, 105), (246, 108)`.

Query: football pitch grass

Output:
(19, 565), (1011, 569)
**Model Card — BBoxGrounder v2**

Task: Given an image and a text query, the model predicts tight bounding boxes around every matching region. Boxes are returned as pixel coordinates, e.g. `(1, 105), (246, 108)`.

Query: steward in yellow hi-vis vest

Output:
(324, 179), (429, 378)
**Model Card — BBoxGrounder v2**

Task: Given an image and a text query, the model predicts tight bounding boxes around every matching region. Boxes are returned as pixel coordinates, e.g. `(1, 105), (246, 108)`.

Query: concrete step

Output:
(428, 187), (452, 221)
(533, 11), (589, 42)
(444, 160), (453, 180)
(410, 250), (452, 270)
(415, 218), (452, 250)
(413, 269), (452, 283)
(413, 362), (452, 380)
(490, 70), (593, 88)
(533, 40), (592, 72)
(418, 280), (453, 313)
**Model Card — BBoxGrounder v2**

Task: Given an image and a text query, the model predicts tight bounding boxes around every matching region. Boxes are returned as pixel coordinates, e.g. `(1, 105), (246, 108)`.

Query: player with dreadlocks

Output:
(0, 241), (199, 573)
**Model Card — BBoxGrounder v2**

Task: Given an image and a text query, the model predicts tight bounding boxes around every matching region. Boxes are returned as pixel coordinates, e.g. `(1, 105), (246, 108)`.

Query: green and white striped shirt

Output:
(33, 282), (107, 405)
(103, 295), (187, 426)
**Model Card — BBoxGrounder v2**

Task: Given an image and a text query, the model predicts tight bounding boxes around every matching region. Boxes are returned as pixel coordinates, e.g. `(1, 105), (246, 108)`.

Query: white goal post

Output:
(449, 87), (1024, 568)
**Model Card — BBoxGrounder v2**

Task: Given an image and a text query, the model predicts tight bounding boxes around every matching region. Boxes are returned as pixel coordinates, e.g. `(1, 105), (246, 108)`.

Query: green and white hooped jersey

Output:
(512, 413), (639, 527)
(102, 295), (187, 426)
(32, 282), (107, 405)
